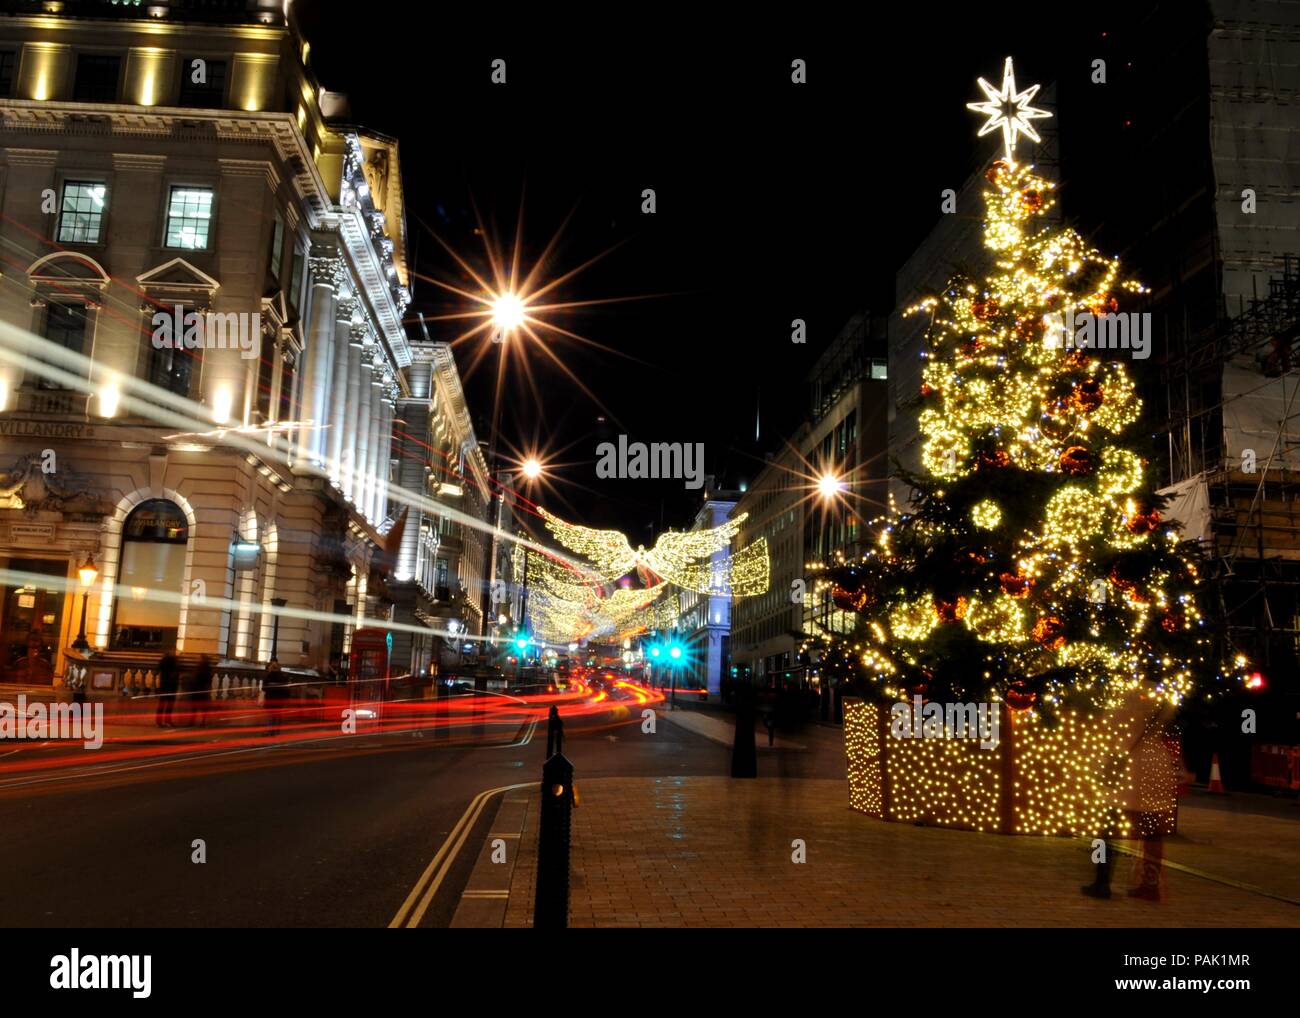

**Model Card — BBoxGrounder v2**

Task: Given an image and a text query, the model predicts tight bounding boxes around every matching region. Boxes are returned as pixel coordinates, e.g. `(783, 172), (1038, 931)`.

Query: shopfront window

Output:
(111, 499), (188, 650)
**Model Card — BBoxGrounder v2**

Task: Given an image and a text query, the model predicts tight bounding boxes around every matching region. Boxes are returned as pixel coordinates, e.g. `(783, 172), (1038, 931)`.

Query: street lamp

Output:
(71, 552), (98, 653)
(521, 457), (543, 480)
(269, 597), (287, 661)
(482, 291), (526, 653)
(817, 472), (844, 500)
(491, 292), (526, 336)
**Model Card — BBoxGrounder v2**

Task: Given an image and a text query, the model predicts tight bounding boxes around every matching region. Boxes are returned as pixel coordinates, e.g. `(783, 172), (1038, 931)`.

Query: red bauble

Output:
(1005, 683), (1038, 711)
(976, 448), (1011, 470)
(1089, 294), (1120, 315)
(1033, 614), (1067, 650)
(831, 583), (872, 613)
(999, 571), (1033, 599)
(1160, 613), (1184, 633)
(985, 160), (1012, 184)
(972, 297), (999, 321)
(1020, 190), (1044, 212)
(1070, 379), (1105, 413)
(919, 383), (936, 397)
(933, 596), (969, 623)
(1125, 506), (1162, 535)
(1058, 445), (1095, 476)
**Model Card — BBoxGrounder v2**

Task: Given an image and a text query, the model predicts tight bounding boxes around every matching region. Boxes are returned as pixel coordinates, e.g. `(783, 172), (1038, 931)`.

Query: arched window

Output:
(111, 499), (188, 650)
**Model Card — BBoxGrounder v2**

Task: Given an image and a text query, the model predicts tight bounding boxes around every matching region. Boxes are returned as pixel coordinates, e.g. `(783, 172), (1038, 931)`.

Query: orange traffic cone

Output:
(1207, 753), (1226, 794)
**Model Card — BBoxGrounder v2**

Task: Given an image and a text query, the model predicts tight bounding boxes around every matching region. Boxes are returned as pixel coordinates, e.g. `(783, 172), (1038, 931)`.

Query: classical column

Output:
(342, 323), (366, 502)
(327, 292), (356, 486)
(295, 253), (341, 467)
(354, 342), (374, 520)
(376, 388), (395, 523)
(364, 358), (386, 523)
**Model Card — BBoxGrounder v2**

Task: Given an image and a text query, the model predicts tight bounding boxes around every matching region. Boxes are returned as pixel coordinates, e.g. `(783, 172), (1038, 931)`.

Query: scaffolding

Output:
(1161, 254), (1300, 668)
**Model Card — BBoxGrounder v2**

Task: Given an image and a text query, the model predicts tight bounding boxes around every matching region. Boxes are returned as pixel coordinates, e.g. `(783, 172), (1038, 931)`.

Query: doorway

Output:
(1, 557), (70, 684)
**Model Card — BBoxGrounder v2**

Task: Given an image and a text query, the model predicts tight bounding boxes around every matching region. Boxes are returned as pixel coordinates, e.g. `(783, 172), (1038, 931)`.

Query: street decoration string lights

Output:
(822, 57), (1254, 837)
(537, 508), (770, 597)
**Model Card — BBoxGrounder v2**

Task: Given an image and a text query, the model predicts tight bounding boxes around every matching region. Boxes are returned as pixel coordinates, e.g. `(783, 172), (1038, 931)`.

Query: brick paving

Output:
(502, 776), (1300, 927)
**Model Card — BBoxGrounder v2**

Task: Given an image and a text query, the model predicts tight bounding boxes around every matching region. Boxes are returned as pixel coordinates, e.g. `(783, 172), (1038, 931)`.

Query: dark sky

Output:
(297, 1), (1162, 540)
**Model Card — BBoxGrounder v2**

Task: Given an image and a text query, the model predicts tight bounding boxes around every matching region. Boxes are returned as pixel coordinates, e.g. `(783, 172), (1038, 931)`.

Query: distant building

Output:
(731, 312), (890, 690)
(673, 483), (740, 698)
(389, 343), (491, 676)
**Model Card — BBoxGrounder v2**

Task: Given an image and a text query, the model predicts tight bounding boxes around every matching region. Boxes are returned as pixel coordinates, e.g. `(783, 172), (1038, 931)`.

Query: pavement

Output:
(494, 776), (1300, 928)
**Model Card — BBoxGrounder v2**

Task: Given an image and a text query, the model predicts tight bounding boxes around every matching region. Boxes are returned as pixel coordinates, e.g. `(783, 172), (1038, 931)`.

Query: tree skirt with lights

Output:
(843, 695), (1179, 837)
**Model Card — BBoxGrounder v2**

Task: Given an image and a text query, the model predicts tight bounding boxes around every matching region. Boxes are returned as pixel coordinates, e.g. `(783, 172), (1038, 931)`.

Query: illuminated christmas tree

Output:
(809, 65), (1247, 721)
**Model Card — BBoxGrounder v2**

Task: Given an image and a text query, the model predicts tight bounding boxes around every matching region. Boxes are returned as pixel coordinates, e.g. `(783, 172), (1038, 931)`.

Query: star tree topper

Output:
(966, 56), (1052, 162)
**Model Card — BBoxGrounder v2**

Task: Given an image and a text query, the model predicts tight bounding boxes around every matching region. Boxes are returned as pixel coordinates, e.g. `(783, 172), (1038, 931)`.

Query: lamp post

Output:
(269, 597), (287, 661)
(482, 294), (525, 650)
(71, 553), (98, 653)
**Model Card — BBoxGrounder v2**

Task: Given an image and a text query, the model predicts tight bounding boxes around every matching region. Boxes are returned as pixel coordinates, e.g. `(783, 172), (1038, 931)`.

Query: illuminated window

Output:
(164, 186), (214, 249)
(111, 499), (189, 651)
(72, 54), (121, 102)
(870, 358), (888, 380)
(57, 181), (108, 244)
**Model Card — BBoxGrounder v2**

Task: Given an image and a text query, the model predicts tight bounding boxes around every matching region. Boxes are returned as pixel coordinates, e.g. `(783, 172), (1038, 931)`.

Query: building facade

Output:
(388, 342), (491, 677)
(731, 313), (890, 695)
(0, 0), (411, 691)
(673, 485), (738, 698)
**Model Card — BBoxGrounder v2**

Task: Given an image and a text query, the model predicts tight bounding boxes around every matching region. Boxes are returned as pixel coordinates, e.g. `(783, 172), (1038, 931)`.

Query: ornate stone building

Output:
(0, 0), (413, 690)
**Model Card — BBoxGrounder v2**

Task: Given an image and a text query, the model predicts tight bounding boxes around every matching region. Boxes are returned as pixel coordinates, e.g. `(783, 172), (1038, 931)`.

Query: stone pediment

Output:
(0, 453), (110, 516)
(136, 257), (221, 294)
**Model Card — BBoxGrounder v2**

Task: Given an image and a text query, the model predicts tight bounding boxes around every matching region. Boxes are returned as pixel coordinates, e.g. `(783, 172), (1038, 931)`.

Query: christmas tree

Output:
(810, 156), (1246, 721)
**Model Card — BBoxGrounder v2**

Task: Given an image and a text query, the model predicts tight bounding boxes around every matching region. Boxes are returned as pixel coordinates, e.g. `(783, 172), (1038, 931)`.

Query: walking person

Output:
(263, 657), (286, 737)
(190, 655), (213, 728)
(155, 650), (180, 727)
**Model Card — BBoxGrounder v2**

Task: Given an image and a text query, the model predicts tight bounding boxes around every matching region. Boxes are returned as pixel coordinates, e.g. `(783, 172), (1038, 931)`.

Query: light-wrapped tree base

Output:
(843, 697), (1178, 837)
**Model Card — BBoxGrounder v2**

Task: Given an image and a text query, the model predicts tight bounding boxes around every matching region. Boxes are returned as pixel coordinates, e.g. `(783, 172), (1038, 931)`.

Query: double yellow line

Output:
(389, 781), (537, 928)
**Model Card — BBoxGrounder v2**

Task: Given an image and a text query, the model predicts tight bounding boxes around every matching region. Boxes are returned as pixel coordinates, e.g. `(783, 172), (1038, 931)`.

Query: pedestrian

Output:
(155, 651), (180, 727)
(190, 654), (213, 727)
(263, 657), (286, 736)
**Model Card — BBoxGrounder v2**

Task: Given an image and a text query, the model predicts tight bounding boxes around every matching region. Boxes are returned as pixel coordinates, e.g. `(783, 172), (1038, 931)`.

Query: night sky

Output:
(297, 2), (1157, 539)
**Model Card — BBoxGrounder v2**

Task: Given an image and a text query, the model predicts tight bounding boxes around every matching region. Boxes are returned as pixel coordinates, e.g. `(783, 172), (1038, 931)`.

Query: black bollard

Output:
(731, 681), (758, 778)
(546, 703), (562, 757)
(534, 750), (575, 928)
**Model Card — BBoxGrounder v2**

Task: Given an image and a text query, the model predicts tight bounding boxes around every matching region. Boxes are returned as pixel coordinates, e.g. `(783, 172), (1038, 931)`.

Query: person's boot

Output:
(1081, 849), (1114, 899)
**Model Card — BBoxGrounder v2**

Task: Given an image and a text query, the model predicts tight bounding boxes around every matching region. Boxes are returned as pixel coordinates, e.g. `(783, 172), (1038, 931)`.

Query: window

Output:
(178, 57), (227, 108)
(164, 186), (214, 249)
(268, 214), (284, 282)
(38, 302), (88, 390)
(57, 182), (108, 244)
(287, 243), (304, 311)
(72, 54), (121, 102)
(255, 341), (275, 421)
(0, 51), (15, 97)
(871, 358), (888, 380)
(146, 313), (199, 398)
(111, 499), (188, 651)
(277, 353), (296, 424)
